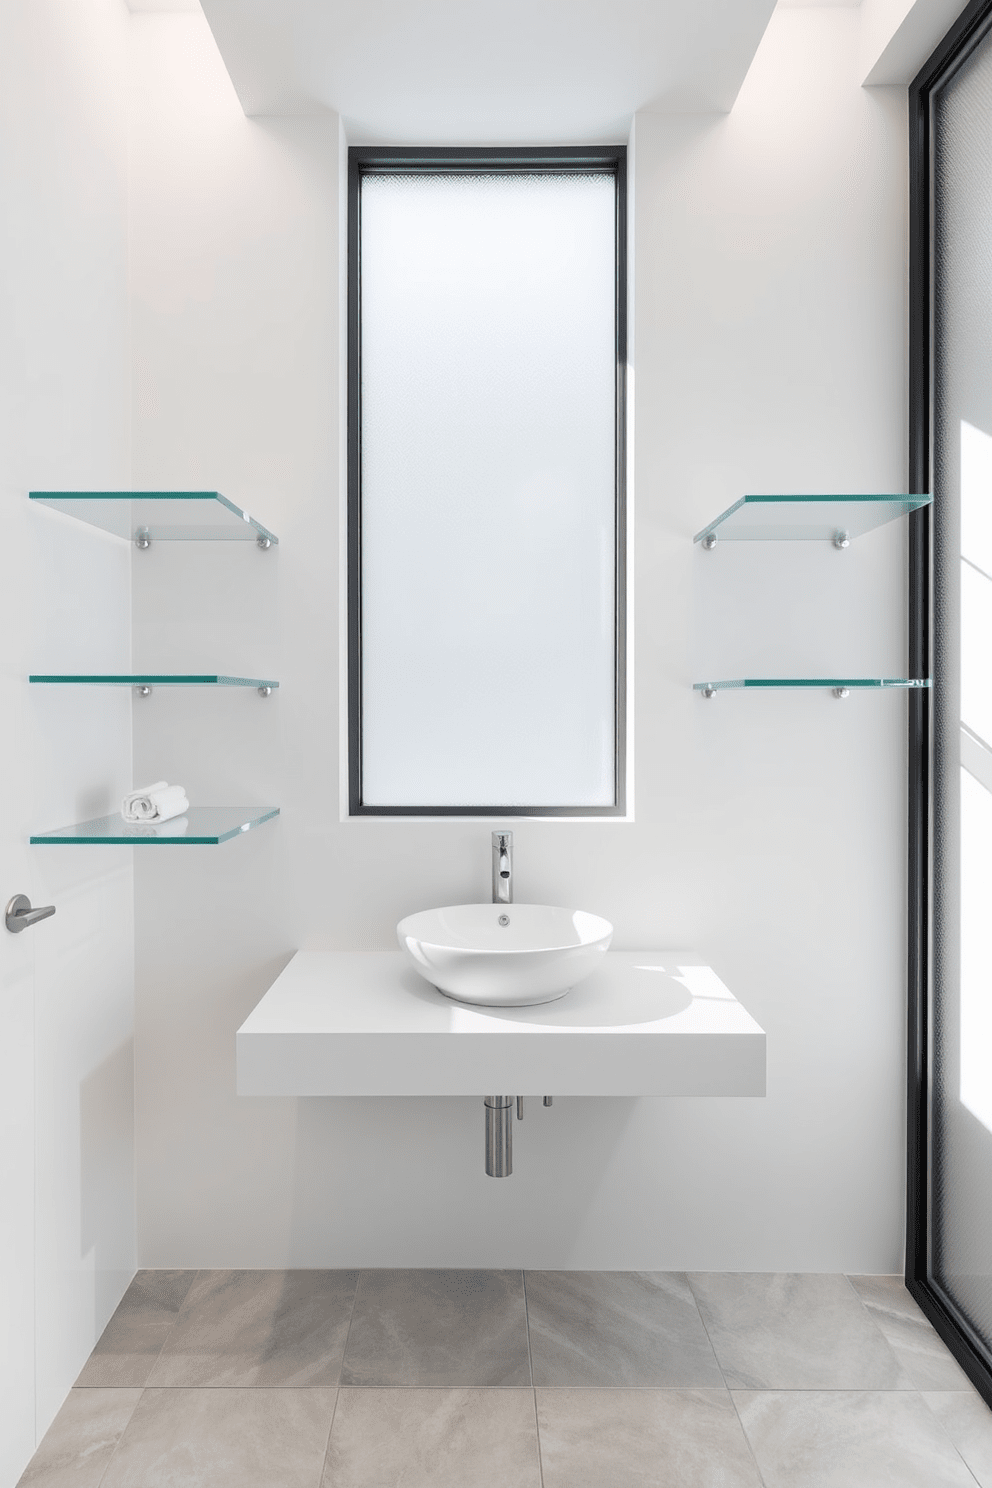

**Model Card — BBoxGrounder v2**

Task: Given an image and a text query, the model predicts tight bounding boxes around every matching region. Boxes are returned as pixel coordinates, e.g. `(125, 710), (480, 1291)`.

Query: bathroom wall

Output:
(129, 5), (910, 1271)
(0, 0), (135, 1479)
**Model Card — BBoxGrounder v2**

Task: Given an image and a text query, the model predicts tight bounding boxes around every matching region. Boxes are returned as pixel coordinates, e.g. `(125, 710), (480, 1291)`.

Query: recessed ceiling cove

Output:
(198, 0), (779, 140)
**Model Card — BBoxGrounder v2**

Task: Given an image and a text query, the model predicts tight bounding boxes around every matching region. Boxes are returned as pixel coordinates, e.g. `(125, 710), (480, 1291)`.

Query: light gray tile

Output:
(147, 1269), (359, 1387)
(925, 1391), (992, 1487)
(525, 1271), (723, 1387)
(101, 1388), (335, 1488)
(341, 1269), (530, 1387)
(846, 1275), (976, 1391)
(122, 1270), (198, 1315)
(17, 1388), (142, 1488)
(688, 1273), (908, 1389)
(536, 1388), (763, 1488)
(735, 1390), (976, 1488)
(76, 1271), (197, 1387)
(323, 1388), (541, 1488)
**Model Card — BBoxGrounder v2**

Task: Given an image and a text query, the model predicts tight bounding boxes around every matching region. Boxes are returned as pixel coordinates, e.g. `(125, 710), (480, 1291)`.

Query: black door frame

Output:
(907, 0), (992, 1407)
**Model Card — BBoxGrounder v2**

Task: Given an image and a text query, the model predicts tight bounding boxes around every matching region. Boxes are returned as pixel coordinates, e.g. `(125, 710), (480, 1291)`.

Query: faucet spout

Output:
(491, 831), (513, 904)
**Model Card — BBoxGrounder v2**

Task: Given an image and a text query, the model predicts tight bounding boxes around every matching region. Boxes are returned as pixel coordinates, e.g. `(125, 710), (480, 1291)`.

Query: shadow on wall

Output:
(288, 1095), (639, 1266)
(80, 1038), (135, 1329)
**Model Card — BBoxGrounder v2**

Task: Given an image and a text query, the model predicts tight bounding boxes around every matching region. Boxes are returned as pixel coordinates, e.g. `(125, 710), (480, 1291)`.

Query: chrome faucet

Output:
(492, 831), (513, 904)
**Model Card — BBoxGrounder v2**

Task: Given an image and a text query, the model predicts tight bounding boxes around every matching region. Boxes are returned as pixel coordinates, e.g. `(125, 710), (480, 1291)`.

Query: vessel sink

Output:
(396, 903), (614, 1007)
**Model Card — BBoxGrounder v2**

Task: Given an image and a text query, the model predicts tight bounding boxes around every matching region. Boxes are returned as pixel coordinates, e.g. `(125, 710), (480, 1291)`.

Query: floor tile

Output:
(734, 1390), (976, 1488)
(123, 1270), (199, 1313)
(323, 1388), (541, 1488)
(17, 1388), (142, 1488)
(688, 1273), (908, 1389)
(846, 1275), (976, 1391)
(525, 1271), (724, 1387)
(100, 1388), (335, 1488)
(536, 1388), (763, 1488)
(341, 1269), (530, 1387)
(147, 1270), (359, 1387)
(76, 1270), (197, 1387)
(925, 1391), (992, 1487)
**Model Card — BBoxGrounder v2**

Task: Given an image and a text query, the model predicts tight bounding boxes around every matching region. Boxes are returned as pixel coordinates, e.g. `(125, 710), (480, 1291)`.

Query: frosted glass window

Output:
(349, 156), (625, 814)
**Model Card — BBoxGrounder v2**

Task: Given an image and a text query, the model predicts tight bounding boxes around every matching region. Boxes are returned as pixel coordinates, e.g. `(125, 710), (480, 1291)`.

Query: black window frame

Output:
(346, 145), (628, 818)
(907, 0), (992, 1408)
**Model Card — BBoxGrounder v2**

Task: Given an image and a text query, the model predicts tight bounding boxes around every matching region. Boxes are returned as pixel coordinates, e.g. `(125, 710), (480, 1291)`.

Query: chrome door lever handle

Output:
(5, 894), (56, 933)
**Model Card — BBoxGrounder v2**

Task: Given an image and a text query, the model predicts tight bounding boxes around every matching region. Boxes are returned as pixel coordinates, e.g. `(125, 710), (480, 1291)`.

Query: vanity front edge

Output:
(236, 950), (765, 1099)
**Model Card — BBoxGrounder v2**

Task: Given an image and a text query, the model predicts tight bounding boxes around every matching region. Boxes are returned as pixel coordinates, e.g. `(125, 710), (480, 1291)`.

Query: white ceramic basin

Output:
(396, 903), (614, 1007)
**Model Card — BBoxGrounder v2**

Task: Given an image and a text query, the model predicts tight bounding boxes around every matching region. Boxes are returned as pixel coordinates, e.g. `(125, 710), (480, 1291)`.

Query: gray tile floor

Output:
(17, 1270), (992, 1487)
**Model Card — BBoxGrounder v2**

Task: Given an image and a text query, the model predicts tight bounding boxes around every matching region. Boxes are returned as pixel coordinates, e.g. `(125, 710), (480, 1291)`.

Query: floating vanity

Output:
(236, 951), (765, 1099)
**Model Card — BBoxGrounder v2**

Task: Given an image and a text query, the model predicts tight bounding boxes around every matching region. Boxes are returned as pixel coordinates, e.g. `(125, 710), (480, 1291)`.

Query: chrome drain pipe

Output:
(484, 1096), (513, 1177)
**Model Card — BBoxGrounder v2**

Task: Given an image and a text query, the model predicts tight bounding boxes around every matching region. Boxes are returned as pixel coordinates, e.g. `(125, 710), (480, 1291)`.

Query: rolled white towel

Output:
(148, 788), (190, 823)
(122, 782), (189, 824)
(122, 782), (167, 820)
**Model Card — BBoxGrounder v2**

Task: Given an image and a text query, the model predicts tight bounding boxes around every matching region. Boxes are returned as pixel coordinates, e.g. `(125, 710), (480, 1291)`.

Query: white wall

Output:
(0, 0), (135, 1479)
(130, 5), (910, 1271)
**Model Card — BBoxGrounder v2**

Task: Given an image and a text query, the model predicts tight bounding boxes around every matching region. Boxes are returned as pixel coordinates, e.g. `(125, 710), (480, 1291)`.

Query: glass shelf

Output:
(694, 495), (931, 545)
(29, 492), (278, 545)
(29, 674), (279, 688)
(30, 806), (280, 845)
(694, 678), (932, 694)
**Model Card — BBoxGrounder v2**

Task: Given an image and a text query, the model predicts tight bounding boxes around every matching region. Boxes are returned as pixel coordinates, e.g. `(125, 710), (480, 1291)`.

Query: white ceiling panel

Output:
(198, 0), (779, 139)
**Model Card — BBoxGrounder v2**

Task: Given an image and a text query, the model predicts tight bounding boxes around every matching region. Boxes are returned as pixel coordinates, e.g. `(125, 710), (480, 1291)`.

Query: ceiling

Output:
(196, 0), (781, 142)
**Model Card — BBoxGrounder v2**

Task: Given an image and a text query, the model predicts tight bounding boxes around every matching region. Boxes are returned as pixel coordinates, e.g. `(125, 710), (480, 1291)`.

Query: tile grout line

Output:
(72, 1380), (992, 1391)
(78, 1381), (561, 1390)
(683, 1272), (770, 1488)
(315, 1385), (342, 1487)
(522, 1271), (546, 1488)
(339, 1270), (363, 1380)
(683, 1272), (727, 1389)
(93, 1387), (146, 1488)
(727, 1390), (771, 1488)
(522, 1271), (534, 1389)
(531, 1386), (546, 1488)
(310, 1264), (363, 1488)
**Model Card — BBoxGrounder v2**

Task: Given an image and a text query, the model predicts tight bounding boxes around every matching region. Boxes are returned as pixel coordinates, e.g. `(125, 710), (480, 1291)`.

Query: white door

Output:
(0, 503), (135, 1486)
(0, 723), (37, 1483)
(0, 1), (136, 1479)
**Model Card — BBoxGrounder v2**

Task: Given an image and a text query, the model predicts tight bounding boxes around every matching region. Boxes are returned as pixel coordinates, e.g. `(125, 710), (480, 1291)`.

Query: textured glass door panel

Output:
(959, 769), (992, 1134)
(358, 172), (618, 809)
(931, 23), (992, 1357)
(961, 561), (992, 747)
(961, 421), (992, 574)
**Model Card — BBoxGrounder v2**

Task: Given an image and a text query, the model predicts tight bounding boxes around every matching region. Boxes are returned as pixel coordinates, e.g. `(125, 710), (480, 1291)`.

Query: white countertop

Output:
(236, 950), (766, 1098)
